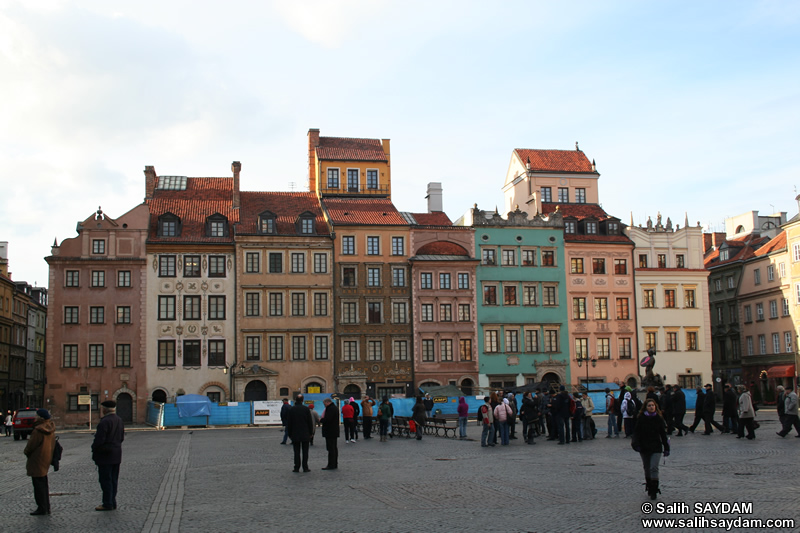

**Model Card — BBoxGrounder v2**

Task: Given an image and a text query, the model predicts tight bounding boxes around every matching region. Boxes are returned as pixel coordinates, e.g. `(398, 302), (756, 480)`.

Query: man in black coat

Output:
(321, 398), (339, 470)
(671, 387), (689, 436)
(688, 387), (705, 433)
(286, 394), (314, 472)
(702, 384), (726, 434)
(279, 398), (291, 445)
(521, 392), (540, 444)
(553, 386), (571, 445)
(92, 400), (125, 511)
(722, 384), (739, 434)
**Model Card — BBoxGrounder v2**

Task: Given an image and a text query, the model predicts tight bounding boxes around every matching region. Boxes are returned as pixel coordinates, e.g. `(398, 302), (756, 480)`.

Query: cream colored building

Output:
(627, 214), (712, 388)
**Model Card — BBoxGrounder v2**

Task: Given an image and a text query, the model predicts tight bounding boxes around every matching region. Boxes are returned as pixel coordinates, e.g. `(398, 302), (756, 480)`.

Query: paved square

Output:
(2, 412), (798, 532)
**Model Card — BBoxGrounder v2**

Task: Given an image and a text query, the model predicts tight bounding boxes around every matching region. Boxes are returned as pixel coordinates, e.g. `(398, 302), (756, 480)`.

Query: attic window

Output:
(259, 211), (276, 234)
(158, 213), (181, 237)
(607, 222), (619, 235)
(300, 217), (314, 235)
(157, 176), (187, 190)
(585, 221), (598, 235)
(720, 249), (729, 261)
(206, 214), (229, 237)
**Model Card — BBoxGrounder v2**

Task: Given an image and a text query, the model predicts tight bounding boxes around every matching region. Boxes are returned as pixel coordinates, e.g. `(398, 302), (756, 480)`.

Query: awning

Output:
(766, 364), (796, 378)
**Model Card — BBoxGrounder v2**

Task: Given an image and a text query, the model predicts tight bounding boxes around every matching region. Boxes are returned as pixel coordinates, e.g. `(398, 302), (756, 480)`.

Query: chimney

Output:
(232, 161), (241, 209)
(308, 129), (320, 194)
(426, 182), (443, 213)
(144, 166), (157, 200)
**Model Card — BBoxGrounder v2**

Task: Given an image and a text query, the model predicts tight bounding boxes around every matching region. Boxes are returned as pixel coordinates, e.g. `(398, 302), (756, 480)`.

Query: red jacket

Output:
(342, 404), (354, 419)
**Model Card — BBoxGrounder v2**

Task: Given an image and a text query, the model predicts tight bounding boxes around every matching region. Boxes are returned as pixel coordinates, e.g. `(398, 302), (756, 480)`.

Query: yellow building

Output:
(307, 129), (391, 198)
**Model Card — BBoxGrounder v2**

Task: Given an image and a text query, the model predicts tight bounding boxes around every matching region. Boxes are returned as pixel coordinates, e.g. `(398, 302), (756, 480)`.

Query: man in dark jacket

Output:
(702, 384), (726, 434)
(659, 385), (674, 434)
(24, 409), (56, 515)
(92, 400), (125, 511)
(688, 387), (705, 433)
(286, 394), (314, 472)
(671, 387), (689, 436)
(553, 386), (571, 445)
(279, 398), (291, 445)
(521, 392), (540, 444)
(722, 384), (739, 434)
(320, 398), (339, 470)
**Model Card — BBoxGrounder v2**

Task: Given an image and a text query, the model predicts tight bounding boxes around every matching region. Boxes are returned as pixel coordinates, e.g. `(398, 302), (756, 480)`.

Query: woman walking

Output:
(457, 397), (469, 439)
(631, 398), (670, 500)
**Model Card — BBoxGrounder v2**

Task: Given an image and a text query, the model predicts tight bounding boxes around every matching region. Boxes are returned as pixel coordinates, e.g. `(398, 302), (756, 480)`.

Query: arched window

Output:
(305, 382), (324, 394)
(343, 384), (361, 399)
(151, 389), (167, 403)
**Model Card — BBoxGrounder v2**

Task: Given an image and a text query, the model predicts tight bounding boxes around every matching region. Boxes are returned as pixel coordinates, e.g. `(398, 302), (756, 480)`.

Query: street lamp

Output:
(576, 356), (597, 389)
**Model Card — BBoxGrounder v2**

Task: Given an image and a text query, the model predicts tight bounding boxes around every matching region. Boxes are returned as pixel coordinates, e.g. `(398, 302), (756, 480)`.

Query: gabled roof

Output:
(317, 137), (387, 162)
(322, 197), (408, 226)
(754, 231), (786, 257)
(704, 233), (772, 268)
(401, 212), (453, 226)
(147, 177), (238, 243)
(515, 149), (594, 173)
(237, 192), (328, 236)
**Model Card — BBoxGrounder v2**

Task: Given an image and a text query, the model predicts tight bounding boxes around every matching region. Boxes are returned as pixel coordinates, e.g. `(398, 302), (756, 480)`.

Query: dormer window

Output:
(565, 220), (577, 234)
(720, 249), (729, 261)
(585, 221), (598, 234)
(259, 211), (276, 234)
(607, 222), (619, 235)
(206, 214), (229, 237)
(158, 213), (181, 237)
(297, 212), (316, 235)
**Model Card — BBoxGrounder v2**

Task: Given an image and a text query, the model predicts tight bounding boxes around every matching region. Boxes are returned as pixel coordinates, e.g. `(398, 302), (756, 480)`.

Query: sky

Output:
(2, 0), (799, 287)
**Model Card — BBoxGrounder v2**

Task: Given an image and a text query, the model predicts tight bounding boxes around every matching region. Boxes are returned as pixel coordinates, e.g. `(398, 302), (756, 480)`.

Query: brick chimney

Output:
(308, 129), (320, 194)
(232, 161), (241, 209)
(144, 166), (157, 200)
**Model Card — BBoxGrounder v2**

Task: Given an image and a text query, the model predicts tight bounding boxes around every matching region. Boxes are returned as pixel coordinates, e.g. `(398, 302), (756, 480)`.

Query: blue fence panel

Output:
(209, 402), (252, 425)
(145, 401), (163, 427)
(162, 403), (208, 427)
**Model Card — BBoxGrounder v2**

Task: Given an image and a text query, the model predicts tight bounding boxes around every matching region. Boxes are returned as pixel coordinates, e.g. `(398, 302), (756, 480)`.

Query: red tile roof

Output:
(704, 234), (772, 268)
(515, 149), (594, 173)
(754, 231), (786, 256)
(147, 178), (238, 243)
(323, 198), (408, 226)
(317, 137), (387, 162)
(237, 192), (329, 236)
(416, 241), (469, 256)
(408, 212), (452, 226)
(543, 202), (614, 221)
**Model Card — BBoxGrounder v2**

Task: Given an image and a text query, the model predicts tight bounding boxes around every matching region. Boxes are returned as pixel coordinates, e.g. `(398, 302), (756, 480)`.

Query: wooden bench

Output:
(391, 416), (413, 438)
(427, 417), (458, 438)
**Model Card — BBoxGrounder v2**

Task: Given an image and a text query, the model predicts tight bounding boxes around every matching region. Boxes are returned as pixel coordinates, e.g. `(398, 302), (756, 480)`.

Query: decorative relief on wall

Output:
(507, 355), (519, 366)
(161, 281), (175, 293)
(572, 278), (586, 285)
(594, 278), (607, 286)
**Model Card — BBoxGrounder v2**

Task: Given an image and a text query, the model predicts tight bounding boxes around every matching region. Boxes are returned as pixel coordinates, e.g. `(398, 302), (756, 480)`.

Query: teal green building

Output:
(459, 206), (569, 391)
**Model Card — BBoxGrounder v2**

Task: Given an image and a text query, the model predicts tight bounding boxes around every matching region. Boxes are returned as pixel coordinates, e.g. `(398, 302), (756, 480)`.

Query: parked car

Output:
(13, 408), (39, 440)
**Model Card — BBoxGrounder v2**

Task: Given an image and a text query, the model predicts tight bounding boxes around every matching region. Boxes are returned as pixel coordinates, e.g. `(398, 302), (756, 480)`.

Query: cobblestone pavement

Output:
(1, 412), (799, 533)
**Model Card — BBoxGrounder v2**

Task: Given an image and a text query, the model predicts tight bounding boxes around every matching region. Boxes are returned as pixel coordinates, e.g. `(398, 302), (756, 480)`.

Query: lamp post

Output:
(575, 356), (597, 390)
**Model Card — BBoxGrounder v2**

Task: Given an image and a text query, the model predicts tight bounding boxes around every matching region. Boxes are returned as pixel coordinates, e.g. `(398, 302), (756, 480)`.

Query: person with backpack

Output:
(24, 409), (56, 516)
(631, 398), (670, 500)
(570, 392), (585, 442)
(605, 388), (619, 438)
(479, 397), (495, 447)
(622, 391), (638, 437)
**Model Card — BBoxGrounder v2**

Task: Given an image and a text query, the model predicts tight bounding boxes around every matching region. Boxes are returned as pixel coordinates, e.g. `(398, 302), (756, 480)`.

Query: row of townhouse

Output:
(44, 130), (716, 425)
(0, 242), (47, 413)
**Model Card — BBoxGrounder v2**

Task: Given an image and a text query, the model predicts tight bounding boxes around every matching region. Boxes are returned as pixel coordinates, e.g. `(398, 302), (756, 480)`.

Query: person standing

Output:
(521, 392), (539, 444)
(286, 394), (313, 473)
(736, 385), (756, 440)
(722, 384), (738, 435)
(671, 386), (689, 437)
(360, 396), (375, 440)
(582, 391), (595, 439)
(570, 392), (585, 443)
(457, 397), (469, 439)
(554, 386), (571, 445)
(494, 398), (512, 445)
(776, 385), (800, 438)
(622, 391), (637, 437)
(479, 396), (495, 447)
(412, 396), (426, 441)
(378, 397), (392, 442)
(24, 409), (55, 515)
(279, 398), (291, 445)
(605, 388), (619, 438)
(507, 393), (518, 440)
(320, 398), (339, 470)
(660, 385), (674, 435)
(631, 398), (670, 500)
(776, 385), (786, 428)
(309, 403), (320, 446)
(616, 385), (626, 434)
(92, 400), (125, 511)
(341, 399), (355, 443)
(4, 410), (12, 437)
(349, 397), (360, 442)
(423, 394), (434, 419)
